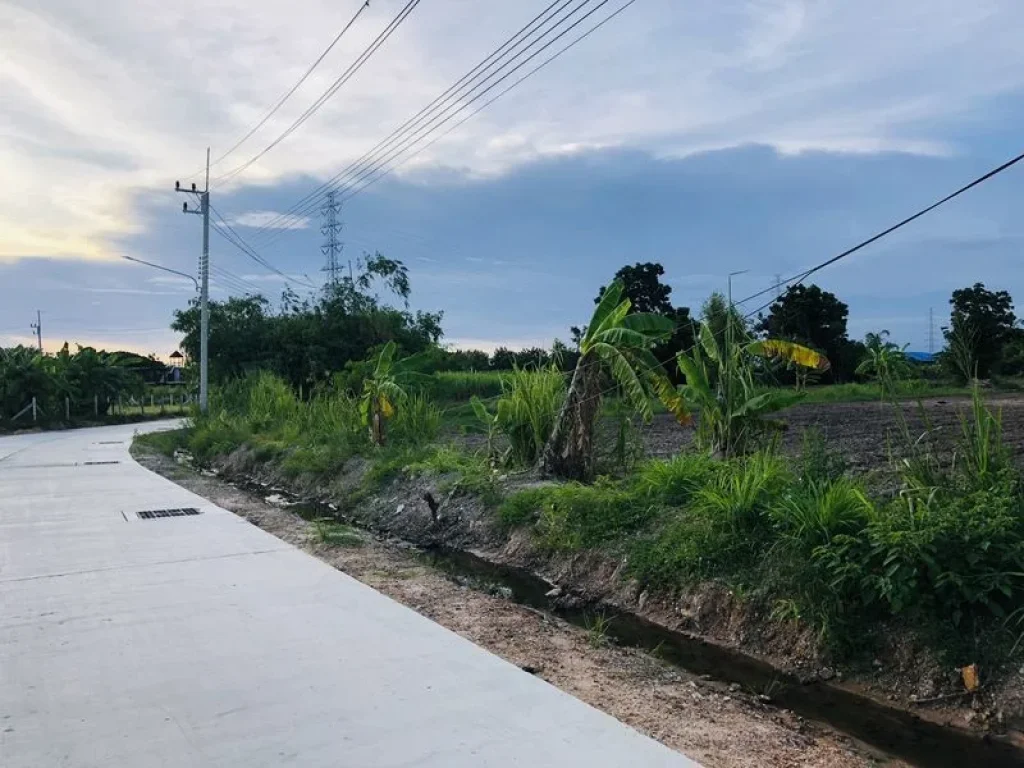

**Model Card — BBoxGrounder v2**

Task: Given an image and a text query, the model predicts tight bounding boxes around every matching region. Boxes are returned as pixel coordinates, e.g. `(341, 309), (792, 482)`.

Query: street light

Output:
(727, 269), (750, 308)
(121, 255), (199, 293)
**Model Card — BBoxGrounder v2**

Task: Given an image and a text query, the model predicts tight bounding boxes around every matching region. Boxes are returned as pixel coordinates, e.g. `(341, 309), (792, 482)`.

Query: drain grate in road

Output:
(96, 441), (124, 445)
(83, 460), (120, 466)
(136, 507), (202, 520)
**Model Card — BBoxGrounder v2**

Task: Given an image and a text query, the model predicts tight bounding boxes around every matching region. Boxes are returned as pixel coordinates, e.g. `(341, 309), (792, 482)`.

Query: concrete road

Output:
(0, 423), (700, 767)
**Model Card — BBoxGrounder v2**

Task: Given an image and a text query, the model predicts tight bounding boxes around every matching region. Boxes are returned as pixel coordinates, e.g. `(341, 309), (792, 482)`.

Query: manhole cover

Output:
(136, 508), (202, 520)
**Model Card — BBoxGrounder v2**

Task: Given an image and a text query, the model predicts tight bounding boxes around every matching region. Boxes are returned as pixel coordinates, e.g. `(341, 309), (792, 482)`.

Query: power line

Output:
(208, 204), (319, 290)
(738, 149), (1024, 318)
(247, 0), (582, 238)
(255, 0), (635, 245)
(196, 1), (371, 177)
(337, 0), (639, 206)
(212, 0), (423, 187)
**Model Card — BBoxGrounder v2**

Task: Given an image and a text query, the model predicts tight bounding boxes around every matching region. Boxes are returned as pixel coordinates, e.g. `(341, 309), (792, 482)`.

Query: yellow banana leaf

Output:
(380, 395), (395, 419)
(653, 375), (693, 426)
(746, 339), (831, 372)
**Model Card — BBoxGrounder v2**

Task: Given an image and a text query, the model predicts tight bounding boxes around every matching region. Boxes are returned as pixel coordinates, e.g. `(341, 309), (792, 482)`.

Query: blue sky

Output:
(2, 0), (1023, 357)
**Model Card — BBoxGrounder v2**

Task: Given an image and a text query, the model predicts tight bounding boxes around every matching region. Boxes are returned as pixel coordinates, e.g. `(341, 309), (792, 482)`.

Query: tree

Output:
(944, 283), (1016, 379)
(856, 330), (912, 397)
(664, 296), (829, 457)
(756, 284), (855, 381)
(541, 279), (673, 481)
(595, 262), (696, 379)
(171, 255), (443, 388)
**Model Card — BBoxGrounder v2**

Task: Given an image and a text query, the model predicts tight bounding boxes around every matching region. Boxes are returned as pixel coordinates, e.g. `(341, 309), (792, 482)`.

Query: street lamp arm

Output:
(121, 255), (199, 293)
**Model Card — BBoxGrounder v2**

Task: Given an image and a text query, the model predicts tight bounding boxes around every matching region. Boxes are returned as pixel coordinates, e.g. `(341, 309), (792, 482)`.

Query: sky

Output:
(2, 0), (1024, 358)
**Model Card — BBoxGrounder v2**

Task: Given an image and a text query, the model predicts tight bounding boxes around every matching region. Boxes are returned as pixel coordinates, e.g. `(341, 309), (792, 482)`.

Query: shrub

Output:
(816, 477), (1024, 625)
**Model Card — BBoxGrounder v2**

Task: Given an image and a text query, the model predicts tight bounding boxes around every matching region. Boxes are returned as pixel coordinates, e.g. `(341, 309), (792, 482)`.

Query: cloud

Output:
(3, 0), (1024, 266)
(231, 211), (311, 230)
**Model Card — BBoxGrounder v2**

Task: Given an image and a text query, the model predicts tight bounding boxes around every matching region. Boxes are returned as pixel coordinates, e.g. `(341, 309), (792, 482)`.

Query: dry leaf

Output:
(961, 663), (980, 692)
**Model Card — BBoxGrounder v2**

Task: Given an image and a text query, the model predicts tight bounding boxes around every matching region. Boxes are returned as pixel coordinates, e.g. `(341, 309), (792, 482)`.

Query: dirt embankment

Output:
(134, 446), (886, 768)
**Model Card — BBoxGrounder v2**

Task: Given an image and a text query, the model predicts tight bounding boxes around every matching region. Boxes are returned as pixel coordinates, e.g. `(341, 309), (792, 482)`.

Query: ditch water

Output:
(254, 483), (1024, 768)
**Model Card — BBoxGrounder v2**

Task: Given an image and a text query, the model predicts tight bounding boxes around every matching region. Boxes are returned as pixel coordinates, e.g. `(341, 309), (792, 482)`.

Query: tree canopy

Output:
(755, 284), (860, 381)
(171, 256), (443, 388)
(945, 282), (1017, 379)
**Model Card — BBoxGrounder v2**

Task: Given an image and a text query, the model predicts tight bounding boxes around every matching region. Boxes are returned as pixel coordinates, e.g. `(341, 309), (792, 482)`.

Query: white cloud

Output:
(2, 0), (1023, 265)
(231, 211), (311, 230)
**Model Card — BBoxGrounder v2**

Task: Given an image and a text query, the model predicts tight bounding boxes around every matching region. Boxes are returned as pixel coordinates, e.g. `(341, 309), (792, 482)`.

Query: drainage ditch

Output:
(250, 482), (1024, 768)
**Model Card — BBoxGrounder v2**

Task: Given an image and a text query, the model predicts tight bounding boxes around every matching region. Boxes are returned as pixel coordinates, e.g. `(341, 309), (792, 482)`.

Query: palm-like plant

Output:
(856, 330), (912, 398)
(662, 298), (829, 457)
(358, 342), (427, 446)
(540, 280), (674, 481)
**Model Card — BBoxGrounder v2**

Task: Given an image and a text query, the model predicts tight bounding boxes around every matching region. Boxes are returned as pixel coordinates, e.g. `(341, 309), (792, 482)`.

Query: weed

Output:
(631, 453), (718, 506)
(133, 428), (188, 457)
(585, 612), (613, 648)
(311, 518), (365, 547)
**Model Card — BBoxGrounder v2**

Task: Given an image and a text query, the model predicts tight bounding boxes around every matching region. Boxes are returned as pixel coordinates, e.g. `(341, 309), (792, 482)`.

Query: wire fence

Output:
(1, 389), (195, 430)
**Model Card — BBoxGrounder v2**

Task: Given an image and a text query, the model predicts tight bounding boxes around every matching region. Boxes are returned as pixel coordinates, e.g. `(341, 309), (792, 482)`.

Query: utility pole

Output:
(30, 310), (42, 352)
(176, 148), (211, 413)
(928, 307), (935, 356)
(320, 190), (343, 285)
(774, 274), (783, 300)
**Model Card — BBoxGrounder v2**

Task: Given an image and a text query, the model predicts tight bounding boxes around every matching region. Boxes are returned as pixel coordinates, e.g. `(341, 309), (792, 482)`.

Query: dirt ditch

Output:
(135, 446), (893, 768)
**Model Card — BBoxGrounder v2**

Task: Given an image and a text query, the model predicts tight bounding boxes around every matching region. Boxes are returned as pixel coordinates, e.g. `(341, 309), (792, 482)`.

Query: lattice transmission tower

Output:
(320, 190), (344, 285)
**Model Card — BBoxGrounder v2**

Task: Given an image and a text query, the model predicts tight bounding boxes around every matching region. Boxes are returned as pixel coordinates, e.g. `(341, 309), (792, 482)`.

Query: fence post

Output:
(94, 394), (99, 416)
(32, 397), (37, 422)
(65, 397), (70, 421)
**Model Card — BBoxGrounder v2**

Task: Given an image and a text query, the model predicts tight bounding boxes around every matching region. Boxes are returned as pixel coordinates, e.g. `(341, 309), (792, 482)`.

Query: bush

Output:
(631, 453), (718, 506)
(816, 478), (1024, 625)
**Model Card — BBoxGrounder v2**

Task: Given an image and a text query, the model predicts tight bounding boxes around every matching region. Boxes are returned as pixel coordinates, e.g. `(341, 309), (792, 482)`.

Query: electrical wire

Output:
(209, 204), (319, 290)
(194, 1), (371, 177)
(737, 149), (1024, 318)
(211, 0), (423, 187)
(246, 0), (581, 238)
(256, 0), (638, 249)
(253, 0), (631, 246)
(338, 0), (640, 206)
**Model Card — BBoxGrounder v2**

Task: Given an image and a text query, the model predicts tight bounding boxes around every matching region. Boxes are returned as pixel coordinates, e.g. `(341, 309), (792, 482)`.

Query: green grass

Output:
(428, 371), (506, 401)
(796, 380), (970, 403)
(133, 428), (189, 456)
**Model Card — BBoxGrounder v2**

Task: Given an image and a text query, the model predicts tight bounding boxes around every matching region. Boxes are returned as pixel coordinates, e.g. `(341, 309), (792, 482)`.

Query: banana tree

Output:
(662, 319), (829, 457)
(856, 330), (912, 398)
(540, 279), (674, 481)
(358, 341), (429, 446)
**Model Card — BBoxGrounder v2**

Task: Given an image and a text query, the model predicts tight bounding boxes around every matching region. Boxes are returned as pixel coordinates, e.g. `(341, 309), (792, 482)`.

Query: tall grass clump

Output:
(390, 393), (443, 446)
(477, 366), (565, 466)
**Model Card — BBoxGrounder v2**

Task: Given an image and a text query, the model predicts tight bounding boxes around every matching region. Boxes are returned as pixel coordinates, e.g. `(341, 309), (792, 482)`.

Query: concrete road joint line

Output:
(0, 546), (291, 585)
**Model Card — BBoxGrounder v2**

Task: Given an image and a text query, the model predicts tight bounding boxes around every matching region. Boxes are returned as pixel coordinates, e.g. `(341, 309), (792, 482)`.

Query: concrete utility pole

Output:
(176, 148), (211, 414)
(30, 310), (42, 352)
(320, 190), (343, 285)
(929, 307), (935, 355)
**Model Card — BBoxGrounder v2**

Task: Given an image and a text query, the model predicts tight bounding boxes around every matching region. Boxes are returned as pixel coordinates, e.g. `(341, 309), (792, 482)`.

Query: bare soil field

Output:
(640, 394), (1024, 474)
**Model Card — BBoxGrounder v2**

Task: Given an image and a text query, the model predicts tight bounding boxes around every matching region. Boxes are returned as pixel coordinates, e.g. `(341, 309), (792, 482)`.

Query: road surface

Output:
(0, 422), (700, 767)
